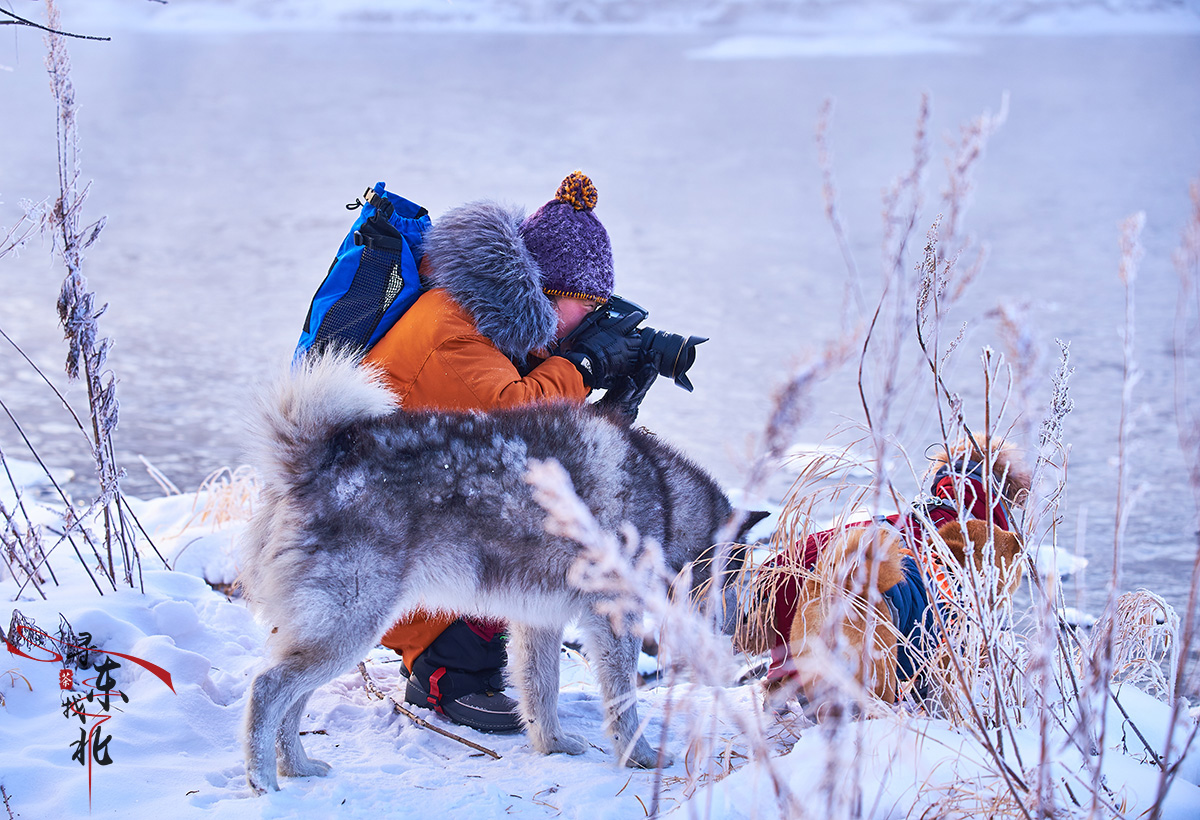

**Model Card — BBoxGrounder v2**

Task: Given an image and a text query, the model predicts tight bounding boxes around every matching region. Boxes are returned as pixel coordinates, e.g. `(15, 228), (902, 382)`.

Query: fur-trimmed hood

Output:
(422, 200), (557, 360)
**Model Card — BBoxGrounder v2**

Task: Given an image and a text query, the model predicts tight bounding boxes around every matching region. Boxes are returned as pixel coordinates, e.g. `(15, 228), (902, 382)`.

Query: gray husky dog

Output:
(239, 353), (747, 793)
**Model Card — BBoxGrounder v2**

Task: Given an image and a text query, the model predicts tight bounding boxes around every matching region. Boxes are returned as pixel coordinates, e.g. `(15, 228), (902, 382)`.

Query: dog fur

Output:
(788, 519), (1024, 711)
(781, 437), (1029, 713)
(238, 352), (740, 792)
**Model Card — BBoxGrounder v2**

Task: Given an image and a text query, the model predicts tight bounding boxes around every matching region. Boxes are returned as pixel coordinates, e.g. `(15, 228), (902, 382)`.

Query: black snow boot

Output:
(403, 618), (522, 734)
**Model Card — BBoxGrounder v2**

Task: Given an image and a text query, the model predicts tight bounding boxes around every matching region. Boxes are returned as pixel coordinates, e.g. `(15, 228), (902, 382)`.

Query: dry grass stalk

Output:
(1023, 339), (1074, 549)
(881, 93), (931, 287)
(816, 97), (864, 319)
(936, 93), (1008, 289)
(1176, 180), (1200, 503)
(989, 302), (1041, 448)
(1089, 590), (1180, 703)
(1169, 178), (1200, 701)
(1147, 177), (1200, 819)
(185, 466), (259, 530)
(43, 0), (140, 590)
(857, 95), (933, 460)
(138, 455), (182, 497)
(711, 337), (858, 652)
(733, 448), (873, 657)
(905, 751), (1030, 820)
(1112, 211), (1146, 584)
(1074, 212), (1149, 815)
(0, 667), (34, 709)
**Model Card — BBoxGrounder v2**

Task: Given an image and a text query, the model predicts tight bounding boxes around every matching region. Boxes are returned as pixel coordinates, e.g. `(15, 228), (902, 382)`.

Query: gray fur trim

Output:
(423, 200), (558, 360)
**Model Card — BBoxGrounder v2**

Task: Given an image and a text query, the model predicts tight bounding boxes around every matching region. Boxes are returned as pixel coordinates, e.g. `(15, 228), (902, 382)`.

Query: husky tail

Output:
(246, 349), (397, 493)
(238, 350), (396, 615)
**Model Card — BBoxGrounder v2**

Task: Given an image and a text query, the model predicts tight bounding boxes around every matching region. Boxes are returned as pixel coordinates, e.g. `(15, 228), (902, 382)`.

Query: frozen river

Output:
(1, 29), (1198, 619)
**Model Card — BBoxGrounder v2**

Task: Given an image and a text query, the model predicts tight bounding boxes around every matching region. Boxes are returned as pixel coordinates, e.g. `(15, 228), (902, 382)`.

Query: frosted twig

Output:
(938, 93), (1008, 271)
(726, 336), (855, 549)
(0, 201), (45, 261)
(1081, 211), (1146, 817)
(36, 0), (145, 590)
(0, 400), (108, 596)
(816, 97), (864, 319)
(1148, 177), (1200, 819)
(1, 783), (14, 820)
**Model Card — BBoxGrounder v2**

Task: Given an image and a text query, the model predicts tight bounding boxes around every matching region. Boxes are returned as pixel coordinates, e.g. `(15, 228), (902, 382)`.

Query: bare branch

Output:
(0, 7), (110, 42)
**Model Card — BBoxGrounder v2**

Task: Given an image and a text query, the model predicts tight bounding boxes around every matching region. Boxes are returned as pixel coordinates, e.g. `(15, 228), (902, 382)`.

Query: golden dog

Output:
(755, 436), (1029, 713)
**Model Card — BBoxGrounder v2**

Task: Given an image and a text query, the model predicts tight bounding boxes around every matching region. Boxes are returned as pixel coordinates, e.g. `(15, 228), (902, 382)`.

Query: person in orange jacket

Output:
(362, 171), (646, 732)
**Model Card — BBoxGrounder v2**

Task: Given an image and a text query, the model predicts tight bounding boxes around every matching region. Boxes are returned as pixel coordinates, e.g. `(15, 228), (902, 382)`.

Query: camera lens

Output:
(641, 328), (707, 392)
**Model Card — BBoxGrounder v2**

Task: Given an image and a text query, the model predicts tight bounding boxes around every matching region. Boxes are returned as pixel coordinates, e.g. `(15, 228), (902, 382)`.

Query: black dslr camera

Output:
(563, 294), (706, 392)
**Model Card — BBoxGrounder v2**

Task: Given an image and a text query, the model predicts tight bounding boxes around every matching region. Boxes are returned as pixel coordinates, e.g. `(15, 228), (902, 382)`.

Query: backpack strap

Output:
(354, 216), (411, 253)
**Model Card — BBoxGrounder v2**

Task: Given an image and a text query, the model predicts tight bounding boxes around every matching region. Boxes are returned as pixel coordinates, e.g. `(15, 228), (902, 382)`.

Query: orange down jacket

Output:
(363, 288), (586, 412)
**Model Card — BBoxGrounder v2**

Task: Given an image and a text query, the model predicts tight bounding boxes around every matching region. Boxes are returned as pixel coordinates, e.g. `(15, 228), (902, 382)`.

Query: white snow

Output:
(2, 461), (1198, 818)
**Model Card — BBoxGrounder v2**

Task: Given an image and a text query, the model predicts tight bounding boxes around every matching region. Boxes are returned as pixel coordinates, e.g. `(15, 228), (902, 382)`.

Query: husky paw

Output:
(279, 756), (331, 778)
(246, 766), (279, 795)
(623, 739), (672, 769)
(533, 731), (588, 756)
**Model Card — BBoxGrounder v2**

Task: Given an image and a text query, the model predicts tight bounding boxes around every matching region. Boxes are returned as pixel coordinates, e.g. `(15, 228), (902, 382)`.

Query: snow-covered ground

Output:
(2, 462), (1199, 819)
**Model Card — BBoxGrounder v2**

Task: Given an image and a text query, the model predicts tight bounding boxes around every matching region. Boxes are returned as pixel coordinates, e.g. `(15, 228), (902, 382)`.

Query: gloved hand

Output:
(595, 362), (658, 426)
(558, 309), (644, 391)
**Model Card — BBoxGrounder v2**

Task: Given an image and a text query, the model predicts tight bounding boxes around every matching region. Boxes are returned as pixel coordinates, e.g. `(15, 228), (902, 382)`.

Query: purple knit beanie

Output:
(520, 171), (614, 303)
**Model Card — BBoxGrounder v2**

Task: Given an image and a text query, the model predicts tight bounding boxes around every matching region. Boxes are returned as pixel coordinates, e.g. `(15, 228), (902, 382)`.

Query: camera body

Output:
(563, 294), (705, 392)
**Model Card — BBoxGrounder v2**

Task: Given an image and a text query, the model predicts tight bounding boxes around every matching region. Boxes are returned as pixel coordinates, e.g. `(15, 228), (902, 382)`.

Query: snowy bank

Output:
(2, 460), (1199, 818)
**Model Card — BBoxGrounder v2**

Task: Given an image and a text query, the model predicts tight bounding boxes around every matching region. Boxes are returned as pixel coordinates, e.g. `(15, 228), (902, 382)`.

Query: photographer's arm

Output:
(427, 336), (589, 409)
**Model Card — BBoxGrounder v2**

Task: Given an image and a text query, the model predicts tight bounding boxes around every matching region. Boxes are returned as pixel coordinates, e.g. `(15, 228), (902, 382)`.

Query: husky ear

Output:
(735, 510), (771, 543)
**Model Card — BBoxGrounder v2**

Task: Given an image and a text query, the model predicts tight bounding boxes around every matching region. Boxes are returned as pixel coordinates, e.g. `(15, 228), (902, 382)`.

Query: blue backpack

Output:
(296, 183), (432, 357)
